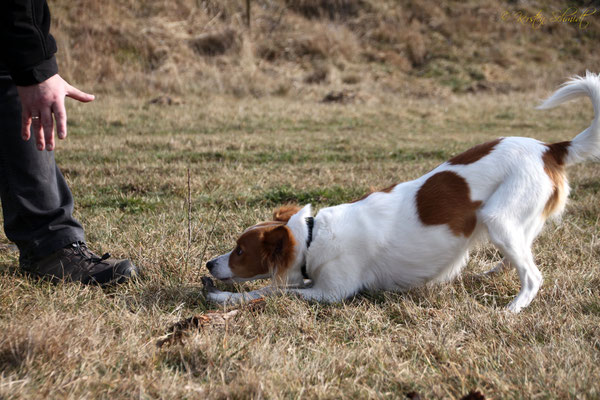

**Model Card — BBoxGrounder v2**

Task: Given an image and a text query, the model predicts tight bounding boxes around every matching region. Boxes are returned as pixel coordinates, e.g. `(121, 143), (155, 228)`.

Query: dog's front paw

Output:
(202, 276), (230, 303)
(202, 276), (243, 304)
(206, 289), (236, 304)
(201, 276), (218, 293)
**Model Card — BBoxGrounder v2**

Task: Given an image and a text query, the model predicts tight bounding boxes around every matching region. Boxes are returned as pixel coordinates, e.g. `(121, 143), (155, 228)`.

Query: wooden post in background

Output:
(246, 0), (251, 30)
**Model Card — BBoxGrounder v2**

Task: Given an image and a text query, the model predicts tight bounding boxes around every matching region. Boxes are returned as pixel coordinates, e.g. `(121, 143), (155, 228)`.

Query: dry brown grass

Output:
(49, 0), (600, 97)
(1, 1), (600, 398)
(1, 87), (599, 398)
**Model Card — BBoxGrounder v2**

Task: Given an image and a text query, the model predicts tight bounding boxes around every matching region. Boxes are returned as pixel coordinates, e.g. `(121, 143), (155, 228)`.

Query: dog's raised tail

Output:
(537, 71), (600, 165)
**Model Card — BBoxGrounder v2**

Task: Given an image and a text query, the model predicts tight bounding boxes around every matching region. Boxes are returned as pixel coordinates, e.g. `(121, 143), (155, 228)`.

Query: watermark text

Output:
(501, 7), (596, 29)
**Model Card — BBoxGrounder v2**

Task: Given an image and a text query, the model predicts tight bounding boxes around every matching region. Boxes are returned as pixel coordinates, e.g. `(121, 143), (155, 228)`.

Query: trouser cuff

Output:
(18, 230), (85, 262)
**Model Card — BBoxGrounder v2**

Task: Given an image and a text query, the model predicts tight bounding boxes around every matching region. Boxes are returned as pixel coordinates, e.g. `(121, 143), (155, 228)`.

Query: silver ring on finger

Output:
(31, 116), (40, 120)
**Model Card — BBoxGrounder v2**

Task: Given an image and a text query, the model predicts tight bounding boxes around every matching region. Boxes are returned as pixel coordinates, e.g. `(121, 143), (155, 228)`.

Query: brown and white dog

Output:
(206, 72), (600, 312)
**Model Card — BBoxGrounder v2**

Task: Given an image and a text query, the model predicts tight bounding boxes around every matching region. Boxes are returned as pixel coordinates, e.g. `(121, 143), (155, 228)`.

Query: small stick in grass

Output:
(196, 204), (223, 281)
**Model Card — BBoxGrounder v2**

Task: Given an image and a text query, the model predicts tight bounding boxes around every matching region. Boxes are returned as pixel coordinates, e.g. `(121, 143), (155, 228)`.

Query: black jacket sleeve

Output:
(0, 0), (58, 86)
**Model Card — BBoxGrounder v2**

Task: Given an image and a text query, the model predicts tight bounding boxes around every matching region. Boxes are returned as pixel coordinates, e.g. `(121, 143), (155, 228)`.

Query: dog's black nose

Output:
(206, 260), (215, 272)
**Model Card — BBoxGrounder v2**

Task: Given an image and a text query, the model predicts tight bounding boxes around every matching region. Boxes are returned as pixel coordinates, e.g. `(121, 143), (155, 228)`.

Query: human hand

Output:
(16, 74), (95, 151)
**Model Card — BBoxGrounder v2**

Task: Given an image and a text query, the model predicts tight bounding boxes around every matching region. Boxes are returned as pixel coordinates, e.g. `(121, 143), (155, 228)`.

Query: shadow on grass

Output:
(190, 273), (512, 312)
(343, 272), (514, 312)
(0, 260), (23, 280)
(133, 283), (210, 313)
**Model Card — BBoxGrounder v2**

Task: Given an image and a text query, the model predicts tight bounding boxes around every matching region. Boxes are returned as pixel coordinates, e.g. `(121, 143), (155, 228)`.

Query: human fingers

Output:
(65, 83), (95, 103)
(52, 100), (68, 140)
(32, 110), (45, 151)
(41, 108), (54, 151)
(21, 108), (32, 141)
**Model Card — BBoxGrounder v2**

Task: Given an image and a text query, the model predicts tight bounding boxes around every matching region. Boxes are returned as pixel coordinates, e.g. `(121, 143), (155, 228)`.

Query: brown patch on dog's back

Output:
(416, 171), (482, 237)
(448, 138), (502, 165)
(350, 183), (397, 203)
(542, 141), (570, 218)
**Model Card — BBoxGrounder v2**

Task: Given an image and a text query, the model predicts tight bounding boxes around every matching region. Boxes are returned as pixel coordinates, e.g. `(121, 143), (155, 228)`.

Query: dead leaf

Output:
(156, 298), (266, 348)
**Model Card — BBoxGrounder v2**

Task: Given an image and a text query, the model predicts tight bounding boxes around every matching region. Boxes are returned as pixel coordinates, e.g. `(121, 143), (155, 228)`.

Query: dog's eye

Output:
(235, 247), (243, 256)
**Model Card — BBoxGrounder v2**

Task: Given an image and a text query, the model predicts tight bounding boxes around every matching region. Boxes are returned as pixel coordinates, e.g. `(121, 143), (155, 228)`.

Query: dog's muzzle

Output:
(205, 252), (234, 281)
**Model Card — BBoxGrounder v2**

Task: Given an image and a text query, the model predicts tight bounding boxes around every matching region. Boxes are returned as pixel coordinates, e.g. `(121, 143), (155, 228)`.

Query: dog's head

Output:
(206, 204), (312, 285)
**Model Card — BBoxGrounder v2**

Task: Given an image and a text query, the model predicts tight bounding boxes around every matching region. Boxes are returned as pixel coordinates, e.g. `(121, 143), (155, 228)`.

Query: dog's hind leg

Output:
(483, 214), (546, 277)
(484, 218), (543, 312)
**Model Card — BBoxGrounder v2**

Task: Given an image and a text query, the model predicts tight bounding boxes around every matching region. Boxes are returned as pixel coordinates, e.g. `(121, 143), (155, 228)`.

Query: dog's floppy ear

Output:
(273, 204), (302, 223)
(261, 225), (296, 274)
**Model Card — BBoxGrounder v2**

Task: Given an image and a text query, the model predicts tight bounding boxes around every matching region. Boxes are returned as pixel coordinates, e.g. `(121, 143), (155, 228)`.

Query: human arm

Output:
(0, 0), (94, 151)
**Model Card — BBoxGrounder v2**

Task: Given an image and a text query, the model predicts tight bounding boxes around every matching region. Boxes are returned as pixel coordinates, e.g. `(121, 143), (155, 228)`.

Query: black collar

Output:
(301, 217), (314, 280)
(305, 217), (314, 248)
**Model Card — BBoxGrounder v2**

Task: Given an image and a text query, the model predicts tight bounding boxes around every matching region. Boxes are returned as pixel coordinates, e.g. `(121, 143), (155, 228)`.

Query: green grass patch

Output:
(254, 185), (367, 206)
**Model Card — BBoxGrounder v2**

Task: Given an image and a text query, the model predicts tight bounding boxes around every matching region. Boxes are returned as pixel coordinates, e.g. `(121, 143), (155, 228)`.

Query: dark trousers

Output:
(0, 75), (84, 261)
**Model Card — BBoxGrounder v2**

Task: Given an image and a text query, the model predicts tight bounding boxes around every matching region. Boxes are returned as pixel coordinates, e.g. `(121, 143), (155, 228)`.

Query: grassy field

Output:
(1, 86), (599, 398)
(1, 0), (600, 397)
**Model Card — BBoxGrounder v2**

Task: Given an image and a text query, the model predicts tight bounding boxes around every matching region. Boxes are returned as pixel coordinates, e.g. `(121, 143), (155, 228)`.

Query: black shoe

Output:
(20, 242), (139, 286)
